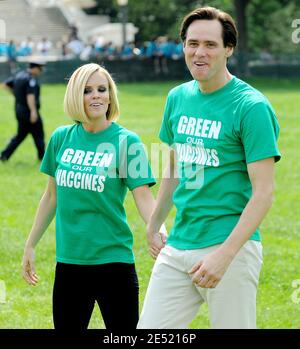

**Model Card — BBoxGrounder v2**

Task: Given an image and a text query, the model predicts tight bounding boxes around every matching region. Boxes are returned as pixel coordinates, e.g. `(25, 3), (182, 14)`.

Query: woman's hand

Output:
(147, 228), (167, 259)
(22, 246), (39, 286)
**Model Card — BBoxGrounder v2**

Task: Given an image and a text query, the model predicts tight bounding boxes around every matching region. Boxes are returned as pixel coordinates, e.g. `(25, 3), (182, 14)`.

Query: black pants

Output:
(1, 111), (45, 160)
(53, 262), (139, 330)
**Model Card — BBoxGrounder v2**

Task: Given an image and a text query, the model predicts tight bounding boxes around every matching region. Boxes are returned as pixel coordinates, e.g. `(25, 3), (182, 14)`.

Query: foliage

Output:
(84, 0), (119, 18)
(86, 0), (233, 41)
(247, 0), (300, 53)
(265, 2), (300, 54)
(126, 0), (197, 42)
(84, 0), (300, 53)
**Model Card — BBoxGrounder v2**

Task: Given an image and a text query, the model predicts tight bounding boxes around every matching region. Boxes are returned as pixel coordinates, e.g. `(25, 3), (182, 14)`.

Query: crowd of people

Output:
(0, 33), (184, 76)
(0, 34), (184, 62)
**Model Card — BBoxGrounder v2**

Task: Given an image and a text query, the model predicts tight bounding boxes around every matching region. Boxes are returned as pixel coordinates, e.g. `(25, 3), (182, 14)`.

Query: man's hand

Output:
(188, 247), (234, 289)
(30, 110), (38, 124)
(147, 229), (167, 259)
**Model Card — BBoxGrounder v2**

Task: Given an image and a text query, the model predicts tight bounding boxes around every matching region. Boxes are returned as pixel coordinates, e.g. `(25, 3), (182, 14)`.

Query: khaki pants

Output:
(138, 241), (263, 329)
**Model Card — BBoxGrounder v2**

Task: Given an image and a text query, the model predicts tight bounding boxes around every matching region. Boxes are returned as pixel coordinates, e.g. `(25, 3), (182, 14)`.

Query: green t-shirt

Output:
(41, 122), (155, 265)
(159, 76), (281, 249)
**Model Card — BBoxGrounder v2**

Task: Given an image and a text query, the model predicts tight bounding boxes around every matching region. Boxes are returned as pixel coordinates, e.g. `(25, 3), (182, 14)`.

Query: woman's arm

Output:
(22, 176), (57, 285)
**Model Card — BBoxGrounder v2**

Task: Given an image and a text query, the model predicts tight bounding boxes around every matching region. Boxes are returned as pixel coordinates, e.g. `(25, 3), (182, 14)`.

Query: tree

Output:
(233, 0), (250, 53)
(129, 0), (234, 42)
(247, 0), (300, 54)
(247, 0), (282, 53)
(266, 2), (300, 55)
(126, 0), (198, 42)
(231, 0), (250, 75)
(84, 0), (118, 18)
(84, 0), (300, 59)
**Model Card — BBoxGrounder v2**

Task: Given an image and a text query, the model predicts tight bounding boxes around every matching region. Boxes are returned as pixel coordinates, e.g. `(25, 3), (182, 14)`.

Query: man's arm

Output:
(132, 185), (168, 259)
(1, 83), (14, 95)
(147, 148), (179, 242)
(189, 157), (275, 289)
(26, 94), (38, 123)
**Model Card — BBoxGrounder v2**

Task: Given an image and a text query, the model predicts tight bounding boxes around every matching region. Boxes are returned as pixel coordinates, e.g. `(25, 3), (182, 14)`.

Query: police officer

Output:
(0, 60), (46, 162)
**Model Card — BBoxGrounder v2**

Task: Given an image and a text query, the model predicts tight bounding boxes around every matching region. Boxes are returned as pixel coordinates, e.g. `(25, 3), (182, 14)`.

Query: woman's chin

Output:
(87, 114), (105, 121)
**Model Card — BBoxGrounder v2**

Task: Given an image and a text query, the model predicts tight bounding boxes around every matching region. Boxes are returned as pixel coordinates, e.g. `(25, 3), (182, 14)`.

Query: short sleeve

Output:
(26, 78), (38, 95)
(40, 127), (68, 177)
(119, 133), (156, 191)
(159, 93), (174, 145)
(241, 101), (281, 164)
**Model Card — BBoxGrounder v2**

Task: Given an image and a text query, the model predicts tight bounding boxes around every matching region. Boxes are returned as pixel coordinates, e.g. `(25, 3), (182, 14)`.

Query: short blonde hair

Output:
(64, 63), (120, 123)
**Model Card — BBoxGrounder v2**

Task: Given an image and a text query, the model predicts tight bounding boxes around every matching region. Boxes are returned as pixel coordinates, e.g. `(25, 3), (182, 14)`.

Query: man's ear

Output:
(225, 46), (234, 58)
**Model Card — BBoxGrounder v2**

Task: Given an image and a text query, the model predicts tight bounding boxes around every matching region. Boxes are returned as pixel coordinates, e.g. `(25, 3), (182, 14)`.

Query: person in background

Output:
(6, 39), (17, 73)
(19, 37), (34, 56)
(0, 60), (46, 162)
(36, 37), (52, 56)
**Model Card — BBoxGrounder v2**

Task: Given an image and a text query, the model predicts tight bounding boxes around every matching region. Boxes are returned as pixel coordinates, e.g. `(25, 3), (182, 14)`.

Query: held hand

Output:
(188, 248), (234, 289)
(30, 111), (38, 124)
(147, 231), (167, 259)
(22, 247), (39, 286)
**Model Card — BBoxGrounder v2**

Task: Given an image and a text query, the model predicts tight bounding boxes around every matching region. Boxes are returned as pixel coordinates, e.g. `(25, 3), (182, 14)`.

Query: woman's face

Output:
(83, 71), (110, 120)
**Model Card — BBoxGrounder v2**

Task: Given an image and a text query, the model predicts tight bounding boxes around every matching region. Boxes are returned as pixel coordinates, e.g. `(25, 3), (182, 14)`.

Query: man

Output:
(0, 60), (46, 162)
(138, 7), (281, 329)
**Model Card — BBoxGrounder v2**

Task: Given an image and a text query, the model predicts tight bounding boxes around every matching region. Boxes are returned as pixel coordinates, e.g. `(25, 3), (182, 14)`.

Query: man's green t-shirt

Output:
(41, 122), (155, 265)
(159, 76), (281, 249)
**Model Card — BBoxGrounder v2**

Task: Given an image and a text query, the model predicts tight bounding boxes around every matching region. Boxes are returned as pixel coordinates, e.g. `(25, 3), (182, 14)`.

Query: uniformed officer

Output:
(0, 60), (46, 162)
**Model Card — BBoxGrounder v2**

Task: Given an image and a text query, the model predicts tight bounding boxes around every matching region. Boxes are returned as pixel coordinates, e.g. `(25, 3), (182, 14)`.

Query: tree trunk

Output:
(234, 0), (251, 76)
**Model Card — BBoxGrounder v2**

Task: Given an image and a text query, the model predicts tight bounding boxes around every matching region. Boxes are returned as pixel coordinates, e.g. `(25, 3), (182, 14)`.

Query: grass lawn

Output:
(0, 78), (299, 329)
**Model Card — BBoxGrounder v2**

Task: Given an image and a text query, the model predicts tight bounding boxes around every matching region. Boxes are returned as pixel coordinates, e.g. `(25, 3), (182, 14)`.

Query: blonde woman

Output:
(22, 63), (166, 330)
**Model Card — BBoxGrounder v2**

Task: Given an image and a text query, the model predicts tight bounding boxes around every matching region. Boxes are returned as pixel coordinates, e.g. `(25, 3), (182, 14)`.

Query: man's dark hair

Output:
(180, 6), (238, 48)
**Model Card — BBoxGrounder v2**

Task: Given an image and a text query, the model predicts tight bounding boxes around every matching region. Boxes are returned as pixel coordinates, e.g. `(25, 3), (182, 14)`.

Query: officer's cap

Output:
(28, 60), (46, 69)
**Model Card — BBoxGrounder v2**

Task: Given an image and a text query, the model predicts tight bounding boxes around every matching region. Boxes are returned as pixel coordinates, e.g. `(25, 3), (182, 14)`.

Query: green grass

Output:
(0, 78), (299, 328)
